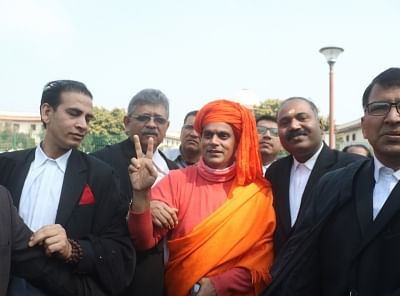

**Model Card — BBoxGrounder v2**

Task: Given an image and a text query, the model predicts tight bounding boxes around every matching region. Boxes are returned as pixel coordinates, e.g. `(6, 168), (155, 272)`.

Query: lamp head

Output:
(319, 46), (344, 65)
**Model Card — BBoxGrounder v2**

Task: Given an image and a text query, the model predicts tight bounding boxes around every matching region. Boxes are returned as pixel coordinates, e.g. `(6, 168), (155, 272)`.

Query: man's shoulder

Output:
(269, 154), (292, 168)
(318, 157), (368, 189)
(74, 150), (115, 173)
(266, 154), (291, 177)
(325, 147), (367, 167)
(91, 140), (127, 157)
(0, 148), (33, 160)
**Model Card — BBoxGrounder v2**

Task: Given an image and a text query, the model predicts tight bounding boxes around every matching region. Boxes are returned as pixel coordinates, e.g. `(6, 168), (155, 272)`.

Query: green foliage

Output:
(89, 106), (126, 135)
(319, 116), (329, 132)
(253, 99), (282, 117)
(0, 107), (129, 153)
(0, 130), (36, 151)
(254, 98), (329, 132)
(80, 106), (127, 152)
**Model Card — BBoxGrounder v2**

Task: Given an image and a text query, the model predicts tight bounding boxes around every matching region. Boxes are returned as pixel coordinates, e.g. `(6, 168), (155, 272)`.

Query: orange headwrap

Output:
(194, 99), (263, 185)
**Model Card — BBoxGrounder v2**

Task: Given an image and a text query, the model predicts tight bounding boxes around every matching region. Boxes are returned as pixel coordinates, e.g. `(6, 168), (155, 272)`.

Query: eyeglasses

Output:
(131, 114), (168, 125)
(256, 126), (278, 137)
(365, 101), (400, 116)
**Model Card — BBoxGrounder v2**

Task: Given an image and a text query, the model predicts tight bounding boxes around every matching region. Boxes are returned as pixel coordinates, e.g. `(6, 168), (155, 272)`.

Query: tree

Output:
(253, 99), (282, 117)
(0, 130), (35, 151)
(254, 98), (329, 132)
(80, 107), (127, 152)
(320, 115), (329, 132)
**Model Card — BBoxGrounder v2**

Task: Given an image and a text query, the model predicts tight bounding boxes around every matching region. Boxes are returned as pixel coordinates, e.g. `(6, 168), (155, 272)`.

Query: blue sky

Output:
(1, 0), (399, 131)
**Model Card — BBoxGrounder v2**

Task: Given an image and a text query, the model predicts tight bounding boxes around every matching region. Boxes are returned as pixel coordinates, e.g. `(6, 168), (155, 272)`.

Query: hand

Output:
(128, 135), (158, 192)
(150, 200), (178, 229)
(197, 278), (216, 296)
(29, 224), (72, 259)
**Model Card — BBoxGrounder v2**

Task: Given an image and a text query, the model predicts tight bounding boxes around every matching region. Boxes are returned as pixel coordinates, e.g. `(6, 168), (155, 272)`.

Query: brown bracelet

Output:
(65, 239), (83, 264)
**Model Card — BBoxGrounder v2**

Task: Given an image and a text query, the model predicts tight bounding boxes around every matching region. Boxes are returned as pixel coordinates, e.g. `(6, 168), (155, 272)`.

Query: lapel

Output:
(9, 150), (36, 208)
(120, 138), (136, 161)
(356, 162), (400, 255)
(55, 149), (88, 225)
(354, 160), (374, 236)
(301, 144), (335, 202)
(274, 155), (293, 236)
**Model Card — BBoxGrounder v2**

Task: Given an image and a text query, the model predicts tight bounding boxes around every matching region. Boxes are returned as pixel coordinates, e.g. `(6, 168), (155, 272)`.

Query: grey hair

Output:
(127, 89), (170, 118)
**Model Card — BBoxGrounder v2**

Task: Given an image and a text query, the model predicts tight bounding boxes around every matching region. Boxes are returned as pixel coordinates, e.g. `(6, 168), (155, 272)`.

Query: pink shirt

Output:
(128, 160), (252, 295)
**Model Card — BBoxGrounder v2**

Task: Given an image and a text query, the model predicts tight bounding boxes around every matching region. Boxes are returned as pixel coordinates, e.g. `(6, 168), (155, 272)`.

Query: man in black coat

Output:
(92, 88), (178, 296)
(266, 97), (364, 255)
(264, 67), (400, 295)
(0, 80), (134, 295)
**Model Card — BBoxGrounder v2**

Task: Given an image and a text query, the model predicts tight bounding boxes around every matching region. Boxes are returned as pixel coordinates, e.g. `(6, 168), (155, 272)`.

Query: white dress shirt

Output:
(262, 162), (274, 175)
(19, 145), (71, 231)
(153, 149), (170, 185)
(372, 157), (400, 220)
(289, 144), (323, 226)
(152, 149), (171, 264)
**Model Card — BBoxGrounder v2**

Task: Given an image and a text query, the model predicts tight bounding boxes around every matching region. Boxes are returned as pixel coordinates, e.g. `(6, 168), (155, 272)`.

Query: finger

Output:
(153, 217), (163, 228)
(145, 137), (154, 159)
(49, 241), (69, 256)
(143, 159), (158, 178)
(128, 158), (141, 172)
(29, 227), (56, 246)
(164, 206), (179, 225)
(161, 211), (176, 228)
(29, 224), (65, 246)
(157, 212), (173, 229)
(160, 204), (178, 225)
(133, 135), (143, 158)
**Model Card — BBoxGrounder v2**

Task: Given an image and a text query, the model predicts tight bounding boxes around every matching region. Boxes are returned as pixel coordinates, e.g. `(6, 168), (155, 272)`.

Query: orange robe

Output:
(165, 178), (275, 295)
(129, 161), (275, 295)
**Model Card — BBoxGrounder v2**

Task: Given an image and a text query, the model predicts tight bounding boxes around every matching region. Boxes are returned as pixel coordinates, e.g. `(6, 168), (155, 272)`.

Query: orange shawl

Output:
(164, 178), (275, 296)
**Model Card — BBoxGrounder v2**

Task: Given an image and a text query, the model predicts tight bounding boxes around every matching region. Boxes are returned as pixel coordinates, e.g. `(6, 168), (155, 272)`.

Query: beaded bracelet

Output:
(65, 239), (83, 264)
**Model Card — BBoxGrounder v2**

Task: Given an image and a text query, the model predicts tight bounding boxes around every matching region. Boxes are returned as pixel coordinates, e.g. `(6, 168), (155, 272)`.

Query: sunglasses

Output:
(256, 126), (278, 137)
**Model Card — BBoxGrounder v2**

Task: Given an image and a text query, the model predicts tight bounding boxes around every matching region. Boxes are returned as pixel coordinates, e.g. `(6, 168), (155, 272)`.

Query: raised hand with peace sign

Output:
(128, 135), (158, 212)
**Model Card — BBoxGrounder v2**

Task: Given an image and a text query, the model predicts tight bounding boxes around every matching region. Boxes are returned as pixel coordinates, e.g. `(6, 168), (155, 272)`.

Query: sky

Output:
(1, 0), (400, 132)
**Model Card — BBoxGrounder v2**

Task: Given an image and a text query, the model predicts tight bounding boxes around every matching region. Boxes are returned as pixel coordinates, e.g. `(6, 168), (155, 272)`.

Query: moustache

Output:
(142, 128), (158, 136)
(286, 129), (308, 140)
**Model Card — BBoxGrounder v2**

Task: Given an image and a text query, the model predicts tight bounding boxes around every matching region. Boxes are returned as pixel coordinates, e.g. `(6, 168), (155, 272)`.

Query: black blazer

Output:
(92, 138), (179, 296)
(0, 185), (111, 296)
(0, 149), (135, 295)
(264, 158), (400, 296)
(265, 143), (365, 254)
(0, 185), (34, 296)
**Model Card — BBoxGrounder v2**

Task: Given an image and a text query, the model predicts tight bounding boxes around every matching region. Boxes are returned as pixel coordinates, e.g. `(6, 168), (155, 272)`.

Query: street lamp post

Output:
(319, 46), (344, 149)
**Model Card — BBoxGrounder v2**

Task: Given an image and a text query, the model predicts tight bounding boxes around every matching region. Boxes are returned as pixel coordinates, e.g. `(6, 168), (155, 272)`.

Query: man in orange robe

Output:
(128, 99), (276, 296)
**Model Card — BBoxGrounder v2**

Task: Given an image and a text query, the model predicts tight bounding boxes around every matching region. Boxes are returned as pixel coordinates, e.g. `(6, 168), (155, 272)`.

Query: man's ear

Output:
(40, 103), (52, 126)
(319, 118), (324, 135)
(361, 116), (367, 138)
(123, 115), (130, 134)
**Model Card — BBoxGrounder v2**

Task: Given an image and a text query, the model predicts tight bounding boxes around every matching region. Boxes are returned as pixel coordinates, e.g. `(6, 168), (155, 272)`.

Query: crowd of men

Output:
(0, 67), (400, 296)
